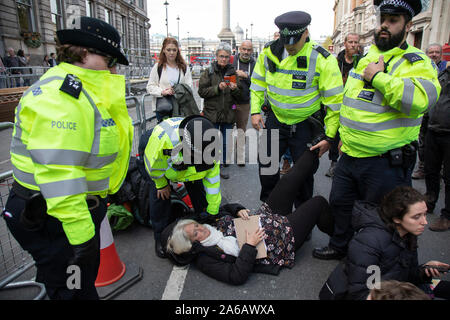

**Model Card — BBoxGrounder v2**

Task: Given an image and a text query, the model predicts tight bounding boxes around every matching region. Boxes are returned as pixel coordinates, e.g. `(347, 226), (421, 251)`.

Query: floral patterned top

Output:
(216, 203), (295, 268)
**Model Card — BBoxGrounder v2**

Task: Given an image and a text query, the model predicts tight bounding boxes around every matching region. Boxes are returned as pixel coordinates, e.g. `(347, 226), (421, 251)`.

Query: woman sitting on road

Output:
(161, 150), (333, 285)
(320, 186), (450, 300)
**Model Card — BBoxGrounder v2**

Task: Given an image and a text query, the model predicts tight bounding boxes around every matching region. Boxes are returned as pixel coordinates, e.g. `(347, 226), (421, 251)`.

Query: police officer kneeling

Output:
(3, 17), (133, 299)
(143, 116), (222, 258)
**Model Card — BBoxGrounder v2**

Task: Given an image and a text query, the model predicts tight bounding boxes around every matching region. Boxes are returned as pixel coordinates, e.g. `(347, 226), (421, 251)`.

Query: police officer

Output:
(251, 11), (343, 205)
(313, 0), (441, 260)
(144, 115), (222, 258)
(3, 17), (133, 299)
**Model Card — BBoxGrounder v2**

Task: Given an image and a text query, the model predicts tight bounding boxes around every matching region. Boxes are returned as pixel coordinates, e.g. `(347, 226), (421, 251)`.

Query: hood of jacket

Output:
(351, 200), (389, 232)
(337, 49), (346, 63)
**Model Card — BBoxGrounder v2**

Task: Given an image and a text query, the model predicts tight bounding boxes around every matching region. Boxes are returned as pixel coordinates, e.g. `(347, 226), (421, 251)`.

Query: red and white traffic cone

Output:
(95, 215), (126, 287)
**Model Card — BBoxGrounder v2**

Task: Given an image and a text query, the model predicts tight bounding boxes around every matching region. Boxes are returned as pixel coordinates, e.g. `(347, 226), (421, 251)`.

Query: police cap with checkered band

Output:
(57, 16), (129, 65)
(274, 11), (311, 45)
(374, 0), (422, 19)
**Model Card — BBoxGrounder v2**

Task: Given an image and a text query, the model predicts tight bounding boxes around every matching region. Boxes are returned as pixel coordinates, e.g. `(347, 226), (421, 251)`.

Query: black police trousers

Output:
(149, 178), (208, 241)
(3, 188), (106, 300)
(258, 111), (319, 205)
(328, 153), (414, 253)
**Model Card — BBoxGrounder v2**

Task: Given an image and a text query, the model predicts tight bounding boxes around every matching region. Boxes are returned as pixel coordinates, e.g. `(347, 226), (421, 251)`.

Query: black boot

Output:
(155, 238), (166, 259)
(312, 246), (345, 260)
(220, 164), (229, 179)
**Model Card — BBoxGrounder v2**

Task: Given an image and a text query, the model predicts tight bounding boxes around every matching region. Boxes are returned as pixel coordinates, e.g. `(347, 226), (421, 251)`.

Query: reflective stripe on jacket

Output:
(144, 117), (221, 215)
(10, 62), (133, 244)
(250, 40), (343, 138)
(339, 44), (441, 157)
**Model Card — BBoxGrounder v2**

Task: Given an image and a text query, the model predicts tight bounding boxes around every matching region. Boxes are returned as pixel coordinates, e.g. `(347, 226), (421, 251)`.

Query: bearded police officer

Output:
(251, 11), (343, 205)
(3, 17), (133, 299)
(313, 0), (441, 260)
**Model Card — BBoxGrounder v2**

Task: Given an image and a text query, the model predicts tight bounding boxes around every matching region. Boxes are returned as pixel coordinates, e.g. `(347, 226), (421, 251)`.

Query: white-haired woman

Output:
(198, 42), (242, 179)
(161, 150), (334, 285)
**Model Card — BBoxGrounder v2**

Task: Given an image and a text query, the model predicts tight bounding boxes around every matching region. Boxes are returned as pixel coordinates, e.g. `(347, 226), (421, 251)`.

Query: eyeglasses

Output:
(87, 49), (117, 68)
(217, 55), (230, 59)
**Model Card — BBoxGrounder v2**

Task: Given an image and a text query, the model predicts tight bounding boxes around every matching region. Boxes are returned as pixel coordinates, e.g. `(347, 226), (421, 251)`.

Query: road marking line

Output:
(161, 264), (189, 300)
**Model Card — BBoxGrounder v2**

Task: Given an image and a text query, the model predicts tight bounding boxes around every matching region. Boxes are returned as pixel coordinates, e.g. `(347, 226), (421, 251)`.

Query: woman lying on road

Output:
(161, 150), (333, 285)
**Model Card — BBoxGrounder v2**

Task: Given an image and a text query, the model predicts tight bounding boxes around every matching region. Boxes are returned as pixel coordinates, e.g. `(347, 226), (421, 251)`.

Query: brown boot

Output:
(429, 217), (450, 232)
(412, 161), (425, 179)
(280, 159), (291, 175)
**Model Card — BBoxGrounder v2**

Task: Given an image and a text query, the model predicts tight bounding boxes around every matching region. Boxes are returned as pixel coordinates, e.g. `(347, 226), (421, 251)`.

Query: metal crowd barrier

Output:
(126, 93), (157, 155)
(1, 65), (151, 92)
(0, 67), (50, 89)
(0, 122), (46, 300)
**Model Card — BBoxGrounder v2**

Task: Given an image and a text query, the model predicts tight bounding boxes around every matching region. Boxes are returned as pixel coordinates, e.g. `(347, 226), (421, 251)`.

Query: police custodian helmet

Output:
(179, 115), (219, 172)
(56, 16), (129, 65)
(274, 11), (311, 45)
(373, 0), (422, 18)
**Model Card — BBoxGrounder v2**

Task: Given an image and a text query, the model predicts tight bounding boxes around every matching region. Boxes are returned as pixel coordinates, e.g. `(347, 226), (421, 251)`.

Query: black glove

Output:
(198, 211), (217, 225)
(68, 236), (99, 267)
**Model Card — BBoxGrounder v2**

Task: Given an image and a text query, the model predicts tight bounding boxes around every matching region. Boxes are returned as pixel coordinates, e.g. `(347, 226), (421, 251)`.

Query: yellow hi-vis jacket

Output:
(340, 44), (441, 157)
(144, 118), (221, 215)
(250, 40), (343, 138)
(10, 62), (133, 245)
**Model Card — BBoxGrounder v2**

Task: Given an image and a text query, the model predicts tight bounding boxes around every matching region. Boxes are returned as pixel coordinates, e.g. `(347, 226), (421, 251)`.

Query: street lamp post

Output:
(250, 23), (253, 42)
(164, 1), (169, 37)
(187, 31), (190, 64)
(177, 15), (180, 42)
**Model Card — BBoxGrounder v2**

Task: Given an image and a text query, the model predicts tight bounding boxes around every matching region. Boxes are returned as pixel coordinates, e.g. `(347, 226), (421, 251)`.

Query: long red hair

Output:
(158, 37), (187, 73)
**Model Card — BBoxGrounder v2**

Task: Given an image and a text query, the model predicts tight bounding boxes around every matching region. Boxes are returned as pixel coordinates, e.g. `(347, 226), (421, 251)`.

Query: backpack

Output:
(132, 129), (193, 227)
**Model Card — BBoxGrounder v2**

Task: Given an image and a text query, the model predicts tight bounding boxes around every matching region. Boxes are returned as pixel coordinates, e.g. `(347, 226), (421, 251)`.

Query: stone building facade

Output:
(332, 0), (449, 54)
(0, 0), (151, 66)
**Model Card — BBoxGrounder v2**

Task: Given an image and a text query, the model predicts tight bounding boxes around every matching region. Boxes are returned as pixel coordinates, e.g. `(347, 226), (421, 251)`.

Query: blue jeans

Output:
(214, 122), (233, 164)
(328, 153), (414, 252)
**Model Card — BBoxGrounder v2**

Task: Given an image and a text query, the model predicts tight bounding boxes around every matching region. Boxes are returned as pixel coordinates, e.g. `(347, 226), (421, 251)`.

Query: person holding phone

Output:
(320, 186), (450, 300)
(198, 42), (242, 179)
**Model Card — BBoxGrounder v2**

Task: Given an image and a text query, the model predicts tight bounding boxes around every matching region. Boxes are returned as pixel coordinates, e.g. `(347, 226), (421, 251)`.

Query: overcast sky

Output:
(147, 0), (336, 41)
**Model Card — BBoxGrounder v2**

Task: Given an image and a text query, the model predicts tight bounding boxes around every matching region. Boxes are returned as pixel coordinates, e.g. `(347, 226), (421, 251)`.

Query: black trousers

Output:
(266, 150), (333, 250)
(149, 178), (208, 241)
(258, 111), (319, 205)
(328, 153), (414, 253)
(425, 130), (450, 219)
(3, 189), (106, 300)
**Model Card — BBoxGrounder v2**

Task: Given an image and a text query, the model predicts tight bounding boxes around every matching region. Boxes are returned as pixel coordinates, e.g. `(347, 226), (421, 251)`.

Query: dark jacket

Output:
(193, 203), (281, 285)
(172, 83), (200, 117)
(232, 54), (255, 103)
(198, 62), (242, 124)
(321, 201), (430, 300)
(337, 49), (362, 85)
(428, 66), (450, 133)
(4, 55), (20, 73)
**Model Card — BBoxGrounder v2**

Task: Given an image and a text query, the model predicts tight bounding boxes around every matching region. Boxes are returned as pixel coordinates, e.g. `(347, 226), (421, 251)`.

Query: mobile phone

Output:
(223, 75), (236, 85)
(424, 265), (449, 273)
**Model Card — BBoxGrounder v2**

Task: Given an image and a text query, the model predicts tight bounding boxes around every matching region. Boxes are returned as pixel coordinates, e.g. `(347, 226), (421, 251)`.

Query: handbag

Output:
(155, 67), (181, 116)
(156, 96), (173, 116)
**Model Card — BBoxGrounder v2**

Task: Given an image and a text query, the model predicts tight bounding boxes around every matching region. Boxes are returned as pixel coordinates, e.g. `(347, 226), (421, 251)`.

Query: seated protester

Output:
(367, 280), (431, 300)
(319, 186), (450, 300)
(161, 150), (333, 285)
